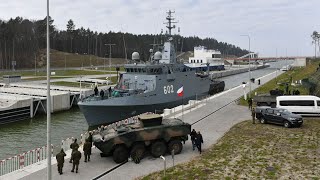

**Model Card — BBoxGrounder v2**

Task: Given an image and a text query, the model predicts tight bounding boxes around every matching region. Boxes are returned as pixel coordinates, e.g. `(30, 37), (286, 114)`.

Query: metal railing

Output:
(0, 112), (150, 177)
(0, 144), (53, 176)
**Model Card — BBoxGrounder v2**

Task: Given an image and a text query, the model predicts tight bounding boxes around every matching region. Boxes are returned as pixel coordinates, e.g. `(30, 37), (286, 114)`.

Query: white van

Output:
(276, 95), (320, 116)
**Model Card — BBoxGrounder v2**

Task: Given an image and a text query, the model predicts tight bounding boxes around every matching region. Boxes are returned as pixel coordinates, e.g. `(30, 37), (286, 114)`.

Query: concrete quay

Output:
(1, 69), (283, 180)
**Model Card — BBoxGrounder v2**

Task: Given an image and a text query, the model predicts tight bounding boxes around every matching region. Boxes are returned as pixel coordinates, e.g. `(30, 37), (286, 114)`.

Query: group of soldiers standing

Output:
(190, 129), (204, 154)
(55, 132), (93, 175)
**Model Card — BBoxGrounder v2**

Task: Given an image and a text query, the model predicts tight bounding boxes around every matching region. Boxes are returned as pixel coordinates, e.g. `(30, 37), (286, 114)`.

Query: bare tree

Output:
(66, 19), (75, 53)
(311, 31), (319, 58)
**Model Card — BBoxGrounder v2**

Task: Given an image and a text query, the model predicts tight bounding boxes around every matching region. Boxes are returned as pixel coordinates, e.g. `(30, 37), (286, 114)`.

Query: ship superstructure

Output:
(78, 11), (224, 127)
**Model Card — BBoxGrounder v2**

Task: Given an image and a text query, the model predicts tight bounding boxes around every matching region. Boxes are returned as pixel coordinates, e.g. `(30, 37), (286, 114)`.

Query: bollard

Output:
(160, 155), (166, 177)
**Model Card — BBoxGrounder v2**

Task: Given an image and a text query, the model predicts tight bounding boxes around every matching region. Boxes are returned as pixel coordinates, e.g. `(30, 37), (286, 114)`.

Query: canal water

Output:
(0, 61), (292, 160)
(0, 107), (88, 160)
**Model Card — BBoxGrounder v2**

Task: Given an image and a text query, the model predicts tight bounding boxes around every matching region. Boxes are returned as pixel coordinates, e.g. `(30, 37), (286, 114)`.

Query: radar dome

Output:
(132, 52), (140, 61)
(154, 51), (162, 60)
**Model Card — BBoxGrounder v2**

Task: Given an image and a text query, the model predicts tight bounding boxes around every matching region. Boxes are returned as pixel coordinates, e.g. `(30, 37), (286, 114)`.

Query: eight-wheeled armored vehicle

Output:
(92, 114), (191, 163)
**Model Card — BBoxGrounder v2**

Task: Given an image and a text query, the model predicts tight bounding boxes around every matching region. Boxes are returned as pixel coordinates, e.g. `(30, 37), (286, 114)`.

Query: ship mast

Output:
(164, 10), (177, 36)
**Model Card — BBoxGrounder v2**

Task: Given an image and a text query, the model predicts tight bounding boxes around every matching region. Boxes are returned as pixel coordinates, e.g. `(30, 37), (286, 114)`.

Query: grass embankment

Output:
(141, 119), (320, 179)
(239, 59), (320, 106)
(38, 49), (126, 68)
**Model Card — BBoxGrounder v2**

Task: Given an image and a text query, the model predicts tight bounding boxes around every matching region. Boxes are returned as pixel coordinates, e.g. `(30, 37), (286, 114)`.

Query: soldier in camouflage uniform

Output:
(69, 139), (79, 163)
(55, 149), (66, 175)
(83, 139), (91, 162)
(71, 148), (82, 173)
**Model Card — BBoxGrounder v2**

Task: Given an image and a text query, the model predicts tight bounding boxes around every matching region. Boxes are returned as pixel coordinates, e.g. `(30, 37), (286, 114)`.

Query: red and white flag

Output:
(177, 86), (184, 97)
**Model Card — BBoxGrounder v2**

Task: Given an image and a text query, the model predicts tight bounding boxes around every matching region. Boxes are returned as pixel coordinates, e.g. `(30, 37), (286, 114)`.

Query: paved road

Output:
(2, 69), (283, 180)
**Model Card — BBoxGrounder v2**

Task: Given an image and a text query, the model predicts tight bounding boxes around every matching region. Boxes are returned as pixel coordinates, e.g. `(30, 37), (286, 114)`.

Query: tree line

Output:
(0, 17), (249, 69)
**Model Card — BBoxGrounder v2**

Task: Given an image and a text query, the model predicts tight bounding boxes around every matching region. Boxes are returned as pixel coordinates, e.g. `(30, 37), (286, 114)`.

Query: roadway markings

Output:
(91, 161), (128, 180)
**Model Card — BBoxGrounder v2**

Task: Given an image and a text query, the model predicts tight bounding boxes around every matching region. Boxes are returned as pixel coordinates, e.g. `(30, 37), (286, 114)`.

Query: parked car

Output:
(255, 107), (303, 128)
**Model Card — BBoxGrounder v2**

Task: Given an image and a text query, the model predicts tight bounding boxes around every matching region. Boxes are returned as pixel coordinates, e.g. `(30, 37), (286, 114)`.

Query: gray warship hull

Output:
(78, 10), (225, 127)
(79, 95), (200, 127)
(78, 73), (224, 127)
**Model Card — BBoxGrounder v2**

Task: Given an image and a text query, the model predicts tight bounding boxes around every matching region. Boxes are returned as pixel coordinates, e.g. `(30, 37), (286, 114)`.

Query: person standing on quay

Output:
(190, 129), (197, 151)
(71, 148), (82, 173)
(88, 131), (93, 155)
(83, 139), (91, 162)
(56, 149), (66, 175)
(252, 108), (256, 124)
(195, 131), (203, 154)
(248, 97), (253, 110)
(69, 139), (79, 163)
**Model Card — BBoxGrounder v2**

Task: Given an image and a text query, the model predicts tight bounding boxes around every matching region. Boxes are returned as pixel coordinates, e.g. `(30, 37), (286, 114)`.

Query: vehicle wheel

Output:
(168, 140), (183, 155)
(284, 121), (291, 128)
(113, 145), (128, 163)
(130, 143), (145, 163)
(260, 118), (266, 124)
(151, 141), (167, 158)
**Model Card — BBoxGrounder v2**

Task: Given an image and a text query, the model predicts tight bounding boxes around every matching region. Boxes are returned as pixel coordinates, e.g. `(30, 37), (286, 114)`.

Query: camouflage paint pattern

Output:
(93, 117), (191, 155)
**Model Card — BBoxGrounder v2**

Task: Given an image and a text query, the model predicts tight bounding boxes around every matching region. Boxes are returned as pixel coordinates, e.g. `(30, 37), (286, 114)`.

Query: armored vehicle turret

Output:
(92, 114), (191, 163)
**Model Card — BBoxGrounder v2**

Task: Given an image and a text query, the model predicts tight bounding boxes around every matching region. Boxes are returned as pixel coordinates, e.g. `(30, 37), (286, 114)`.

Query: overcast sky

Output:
(0, 0), (319, 57)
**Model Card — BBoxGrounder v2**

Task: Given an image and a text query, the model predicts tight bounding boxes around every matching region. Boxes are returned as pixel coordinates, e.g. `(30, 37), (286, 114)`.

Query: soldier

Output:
(195, 131), (203, 154)
(248, 98), (253, 110)
(71, 148), (81, 173)
(94, 86), (99, 96)
(88, 131), (93, 155)
(108, 86), (112, 97)
(83, 139), (91, 162)
(190, 129), (197, 151)
(252, 108), (256, 124)
(69, 139), (79, 163)
(100, 89), (105, 98)
(56, 149), (66, 175)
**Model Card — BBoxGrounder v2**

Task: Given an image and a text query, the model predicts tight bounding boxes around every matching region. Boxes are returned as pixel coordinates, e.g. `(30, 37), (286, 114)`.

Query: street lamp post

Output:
(46, 0), (52, 179)
(105, 43), (116, 72)
(241, 35), (251, 98)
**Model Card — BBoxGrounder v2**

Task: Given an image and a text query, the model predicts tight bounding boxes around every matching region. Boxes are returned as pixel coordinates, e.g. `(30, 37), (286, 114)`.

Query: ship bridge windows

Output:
(197, 60), (199, 63)
(212, 54), (222, 58)
(145, 68), (162, 74)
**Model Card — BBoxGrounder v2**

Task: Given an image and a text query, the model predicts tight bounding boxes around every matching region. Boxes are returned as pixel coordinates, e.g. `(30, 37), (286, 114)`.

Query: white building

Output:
(186, 46), (224, 71)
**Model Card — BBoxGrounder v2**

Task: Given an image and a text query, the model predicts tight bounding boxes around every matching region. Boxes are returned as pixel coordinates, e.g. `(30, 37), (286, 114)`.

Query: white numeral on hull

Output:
(164, 85), (174, 94)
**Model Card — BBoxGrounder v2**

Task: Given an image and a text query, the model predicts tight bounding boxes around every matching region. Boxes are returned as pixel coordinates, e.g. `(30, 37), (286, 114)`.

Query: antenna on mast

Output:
(164, 10), (178, 36)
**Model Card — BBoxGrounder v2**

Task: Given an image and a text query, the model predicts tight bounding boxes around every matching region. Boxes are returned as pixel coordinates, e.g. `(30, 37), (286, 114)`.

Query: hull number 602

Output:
(164, 85), (174, 94)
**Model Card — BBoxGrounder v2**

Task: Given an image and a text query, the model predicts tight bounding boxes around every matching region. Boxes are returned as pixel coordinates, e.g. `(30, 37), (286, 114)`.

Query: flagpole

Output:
(182, 96), (184, 121)
(46, 0), (52, 179)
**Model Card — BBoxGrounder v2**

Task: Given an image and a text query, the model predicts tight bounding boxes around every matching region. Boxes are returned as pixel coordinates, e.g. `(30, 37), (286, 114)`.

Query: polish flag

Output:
(177, 86), (184, 97)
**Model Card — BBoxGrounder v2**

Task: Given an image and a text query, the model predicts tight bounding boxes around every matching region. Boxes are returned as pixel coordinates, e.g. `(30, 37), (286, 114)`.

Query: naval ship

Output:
(78, 11), (225, 127)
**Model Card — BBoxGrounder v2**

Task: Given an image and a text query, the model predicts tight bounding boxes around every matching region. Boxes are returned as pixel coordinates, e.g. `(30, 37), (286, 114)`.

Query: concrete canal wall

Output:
(0, 84), (91, 123)
(210, 64), (268, 79)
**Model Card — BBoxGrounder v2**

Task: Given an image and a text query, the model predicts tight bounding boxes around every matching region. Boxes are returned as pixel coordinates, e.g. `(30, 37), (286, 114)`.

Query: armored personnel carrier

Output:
(92, 114), (191, 163)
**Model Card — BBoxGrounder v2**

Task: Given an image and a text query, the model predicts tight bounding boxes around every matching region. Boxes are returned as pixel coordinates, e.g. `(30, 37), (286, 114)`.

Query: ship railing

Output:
(0, 144), (53, 176)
